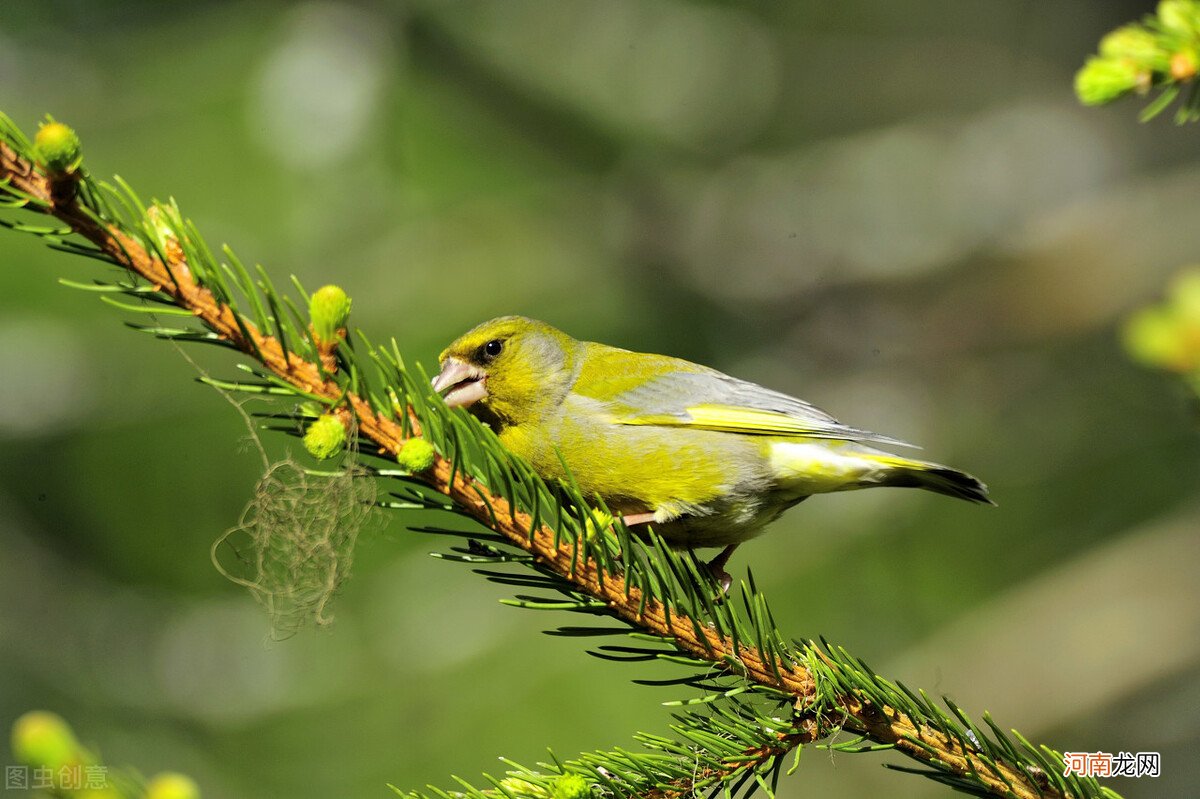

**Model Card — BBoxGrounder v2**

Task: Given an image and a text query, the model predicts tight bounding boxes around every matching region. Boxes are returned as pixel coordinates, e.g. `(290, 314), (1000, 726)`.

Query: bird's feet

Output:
(704, 544), (738, 595)
(621, 513), (738, 596)
(707, 563), (733, 595)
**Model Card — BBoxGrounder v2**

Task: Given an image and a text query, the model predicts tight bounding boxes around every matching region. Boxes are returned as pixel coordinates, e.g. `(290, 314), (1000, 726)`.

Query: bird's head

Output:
(432, 316), (578, 427)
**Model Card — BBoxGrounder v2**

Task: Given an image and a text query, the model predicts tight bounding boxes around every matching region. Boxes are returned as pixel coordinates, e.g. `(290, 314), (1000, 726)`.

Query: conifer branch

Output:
(0, 114), (1120, 799)
(1075, 0), (1200, 122)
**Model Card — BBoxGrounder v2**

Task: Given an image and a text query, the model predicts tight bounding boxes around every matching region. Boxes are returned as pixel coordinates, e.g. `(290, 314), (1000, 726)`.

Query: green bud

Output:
(550, 774), (591, 799)
(34, 120), (83, 174)
(1099, 25), (1168, 70)
(584, 508), (613, 542)
(299, 401), (325, 417)
(1168, 267), (1200, 319)
(146, 772), (201, 799)
(1158, 0), (1200, 37)
(1171, 46), (1199, 79)
(396, 438), (436, 473)
(1075, 56), (1143, 105)
(303, 414), (347, 460)
(309, 285), (351, 346)
(11, 711), (80, 770)
(1123, 306), (1191, 371)
(147, 203), (180, 243)
(499, 778), (548, 798)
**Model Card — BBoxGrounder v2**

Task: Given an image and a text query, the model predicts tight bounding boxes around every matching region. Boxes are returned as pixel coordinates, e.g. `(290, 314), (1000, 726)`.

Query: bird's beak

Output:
(431, 358), (488, 408)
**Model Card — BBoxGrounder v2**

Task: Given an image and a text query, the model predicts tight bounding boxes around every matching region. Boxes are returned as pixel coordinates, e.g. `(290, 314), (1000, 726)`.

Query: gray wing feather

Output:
(612, 369), (916, 448)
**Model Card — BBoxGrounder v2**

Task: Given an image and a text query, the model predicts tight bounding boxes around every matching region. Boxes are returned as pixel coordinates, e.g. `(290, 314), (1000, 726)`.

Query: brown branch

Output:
(642, 730), (811, 799)
(0, 141), (1068, 799)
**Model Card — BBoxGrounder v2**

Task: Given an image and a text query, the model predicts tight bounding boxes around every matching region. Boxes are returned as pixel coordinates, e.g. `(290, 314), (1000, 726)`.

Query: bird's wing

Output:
(573, 346), (915, 448)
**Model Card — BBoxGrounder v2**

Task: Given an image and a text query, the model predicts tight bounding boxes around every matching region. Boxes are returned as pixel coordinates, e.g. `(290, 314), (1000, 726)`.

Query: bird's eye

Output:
(482, 339), (504, 359)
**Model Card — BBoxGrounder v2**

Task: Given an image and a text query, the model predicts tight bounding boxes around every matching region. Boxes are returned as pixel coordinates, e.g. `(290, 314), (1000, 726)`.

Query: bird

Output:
(431, 316), (992, 590)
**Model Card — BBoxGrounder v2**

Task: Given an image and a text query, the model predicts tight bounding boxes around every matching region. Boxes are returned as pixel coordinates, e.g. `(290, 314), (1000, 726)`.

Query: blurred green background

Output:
(2, 2), (1198, 797)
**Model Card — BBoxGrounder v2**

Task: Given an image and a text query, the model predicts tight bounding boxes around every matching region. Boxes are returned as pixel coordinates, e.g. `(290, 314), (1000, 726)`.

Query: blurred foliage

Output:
(1123, 267), (1200, 396)
(2, 2), (1199, 799)
(1075, 0), (1200, 121)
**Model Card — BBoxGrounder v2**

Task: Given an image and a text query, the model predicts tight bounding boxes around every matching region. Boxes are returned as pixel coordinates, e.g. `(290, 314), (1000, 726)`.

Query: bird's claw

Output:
(708, 563), (733, 596)
(704, 544), (738, 596)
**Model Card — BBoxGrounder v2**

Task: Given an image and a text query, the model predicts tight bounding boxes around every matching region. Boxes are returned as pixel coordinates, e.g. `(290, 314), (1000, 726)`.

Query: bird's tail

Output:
(866, 454), (995, 505)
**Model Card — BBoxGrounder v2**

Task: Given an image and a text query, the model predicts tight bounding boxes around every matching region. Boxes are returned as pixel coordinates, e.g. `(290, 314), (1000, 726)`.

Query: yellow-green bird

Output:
(432, 316), (992, 588)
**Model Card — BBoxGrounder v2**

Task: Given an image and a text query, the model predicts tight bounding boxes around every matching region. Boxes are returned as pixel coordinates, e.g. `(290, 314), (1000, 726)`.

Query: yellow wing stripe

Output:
(684, 404), (817, 434)
(612, 402), (916, 447)
(616, 403), (835, 437)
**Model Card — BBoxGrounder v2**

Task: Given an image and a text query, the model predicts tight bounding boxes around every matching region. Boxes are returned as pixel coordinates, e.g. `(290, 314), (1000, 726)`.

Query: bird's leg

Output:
(704, 544), (739, 594)
(623, 512), (736, 594)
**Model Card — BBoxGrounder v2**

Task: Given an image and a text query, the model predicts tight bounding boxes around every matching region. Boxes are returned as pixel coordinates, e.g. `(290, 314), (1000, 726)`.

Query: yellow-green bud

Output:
(499, 778), (548, 798)
(34, 121), (83, 174)
(550, 774), (591, 799)
(309, 285), (351, 346)
(1158, 0), (1200, 36)
(1123, 307), (1192, 372)
(1075, 56), (1143, 105)
(147, 204), (178, 243)
(388, 388), (405, 416)
(396, 438), (436, 472)
(299, 401), (324, 417)
(11, 711), (80, 770)
(584, 508), (613, 542)
(303, 414), (347, 460)
(1171, 47), (1199, 80)
(1169, 268), (1200, 319)
(1099, 25), (1168, 70)
(146, 772), (201, 799)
